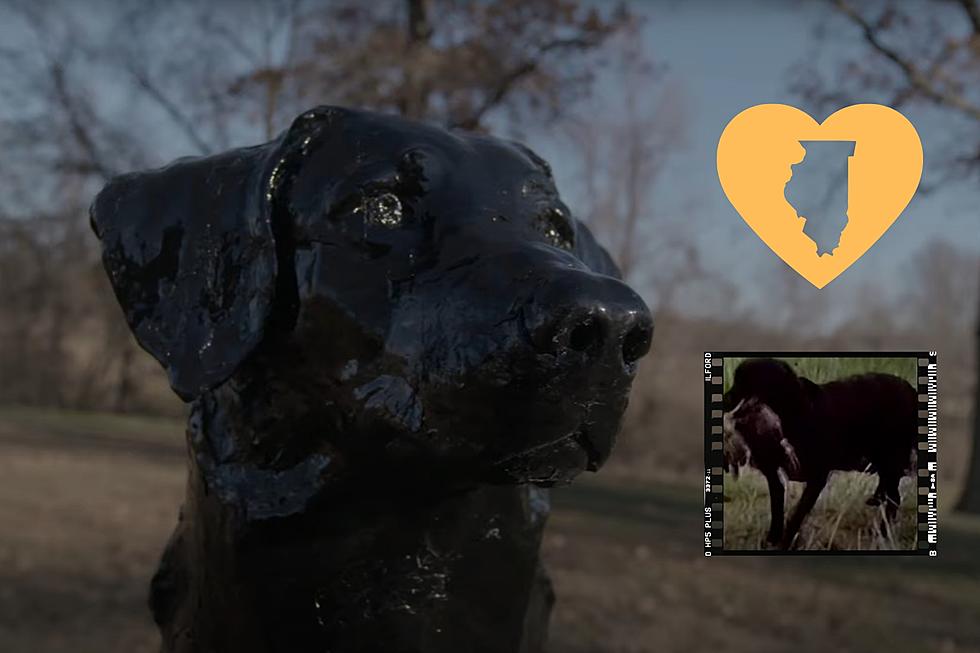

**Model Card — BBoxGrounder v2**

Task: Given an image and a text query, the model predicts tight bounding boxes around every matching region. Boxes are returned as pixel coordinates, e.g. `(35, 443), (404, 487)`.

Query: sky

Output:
(529, 1), (979, 328)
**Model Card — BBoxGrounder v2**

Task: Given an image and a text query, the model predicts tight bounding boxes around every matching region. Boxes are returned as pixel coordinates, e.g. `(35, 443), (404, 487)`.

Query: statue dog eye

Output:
(534, 207), (574, 250)
(354, 191), (403, 228)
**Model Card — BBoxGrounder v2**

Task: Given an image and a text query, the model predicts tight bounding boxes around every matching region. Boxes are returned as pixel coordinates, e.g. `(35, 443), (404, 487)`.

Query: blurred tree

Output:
(559, 18), (721, 307)
(562, 19), (684, 281)
(0, 0), (632, 412)
(792, 0), (980, 513)
(287, 0), (630, 130)
(792, 0), (980, 181)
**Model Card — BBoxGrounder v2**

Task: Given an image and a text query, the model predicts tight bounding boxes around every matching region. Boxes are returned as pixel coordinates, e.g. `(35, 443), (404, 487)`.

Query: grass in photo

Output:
(723, 466), (918, 550)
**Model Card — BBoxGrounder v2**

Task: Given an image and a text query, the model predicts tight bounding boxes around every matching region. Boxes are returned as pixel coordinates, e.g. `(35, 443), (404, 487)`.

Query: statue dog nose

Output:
(522, 273), (653, 370)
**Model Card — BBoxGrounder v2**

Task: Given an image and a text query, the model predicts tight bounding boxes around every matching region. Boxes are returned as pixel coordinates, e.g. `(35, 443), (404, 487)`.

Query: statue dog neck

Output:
(149, 385), (555, 653)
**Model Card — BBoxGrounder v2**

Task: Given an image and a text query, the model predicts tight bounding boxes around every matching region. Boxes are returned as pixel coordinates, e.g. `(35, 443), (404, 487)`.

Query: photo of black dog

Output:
(722, 357), (918, 550)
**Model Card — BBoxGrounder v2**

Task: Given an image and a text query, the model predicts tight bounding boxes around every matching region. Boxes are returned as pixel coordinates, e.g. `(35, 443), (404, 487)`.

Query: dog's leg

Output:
(863, 459), (885, 506)
(879, 471), (901, 522)
(781, 473), (828, 550)
(866, 478), (885, 506)
(871, 469), (902, 546)
(875, 443), (907, 521)
(764, 471), (785, 547)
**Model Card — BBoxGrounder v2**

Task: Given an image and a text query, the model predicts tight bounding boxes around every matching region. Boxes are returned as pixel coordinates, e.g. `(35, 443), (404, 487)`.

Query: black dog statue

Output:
(90, 106), (653, 652)
(724, 358), (916, 549)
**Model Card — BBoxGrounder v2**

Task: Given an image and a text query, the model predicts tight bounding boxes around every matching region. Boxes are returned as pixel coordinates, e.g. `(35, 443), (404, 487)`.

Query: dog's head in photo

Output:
(91, 106), (653, 489)
(723, 357), (818, 426)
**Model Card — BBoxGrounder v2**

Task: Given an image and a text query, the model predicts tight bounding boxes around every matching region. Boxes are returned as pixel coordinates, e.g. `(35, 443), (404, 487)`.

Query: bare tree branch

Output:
(202, 17), (263, 67)
(834, 0), (980, 122)
(956, 0), (980, 34)
(126, 63), (214, 155)
(48, 61), (115, 181)
(451, 36), (599, 130)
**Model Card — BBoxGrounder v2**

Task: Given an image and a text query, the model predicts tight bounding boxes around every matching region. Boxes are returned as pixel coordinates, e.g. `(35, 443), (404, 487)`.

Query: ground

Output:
(723, 469), (919, 550)
(1, 406), (979, 653)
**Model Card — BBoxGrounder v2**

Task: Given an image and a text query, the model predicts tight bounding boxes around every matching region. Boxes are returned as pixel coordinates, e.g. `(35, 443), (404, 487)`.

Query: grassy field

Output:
(723, 469), (918, 550)
(2, 405), (979, 653)
(721, 356), (921, 551)
(722, 356), (919, 390)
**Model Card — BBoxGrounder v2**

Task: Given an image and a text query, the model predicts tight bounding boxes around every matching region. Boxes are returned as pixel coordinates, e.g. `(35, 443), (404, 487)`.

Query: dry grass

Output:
(723, 468), (918, 550)
(547, 478), (980, 653)
(0, 406), (184, 653)
(2, 406), (980, 653)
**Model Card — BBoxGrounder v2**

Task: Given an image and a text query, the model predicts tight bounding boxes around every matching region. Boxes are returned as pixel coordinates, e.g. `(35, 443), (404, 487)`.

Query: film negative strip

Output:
(920, 352), (939, 556)
(703, 352), (724, 555)
(704, 352), (937, 556)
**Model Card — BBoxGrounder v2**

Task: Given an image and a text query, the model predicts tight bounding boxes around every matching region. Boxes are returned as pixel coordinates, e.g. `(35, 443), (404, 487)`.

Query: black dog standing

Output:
(724, 358), (916, 549)
(90, 107), (653, 652)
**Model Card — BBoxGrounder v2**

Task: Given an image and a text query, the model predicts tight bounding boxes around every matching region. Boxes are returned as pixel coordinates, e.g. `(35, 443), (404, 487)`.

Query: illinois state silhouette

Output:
(783, 140), (856, 257)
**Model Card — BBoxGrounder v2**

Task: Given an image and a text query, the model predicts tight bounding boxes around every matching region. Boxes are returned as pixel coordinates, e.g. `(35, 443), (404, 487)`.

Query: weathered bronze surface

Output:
(91, 107), (653, 652)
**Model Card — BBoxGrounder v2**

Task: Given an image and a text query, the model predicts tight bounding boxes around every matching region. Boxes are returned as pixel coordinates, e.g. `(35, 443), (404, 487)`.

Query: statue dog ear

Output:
(89, 112), (330, 402)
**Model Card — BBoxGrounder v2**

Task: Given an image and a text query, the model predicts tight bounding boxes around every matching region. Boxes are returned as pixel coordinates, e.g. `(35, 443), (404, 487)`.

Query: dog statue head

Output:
(91, 106), (653, 490)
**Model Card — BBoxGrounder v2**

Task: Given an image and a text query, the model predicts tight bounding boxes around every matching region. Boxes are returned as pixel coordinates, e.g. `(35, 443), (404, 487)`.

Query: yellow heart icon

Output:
(717, 104), (922, 288)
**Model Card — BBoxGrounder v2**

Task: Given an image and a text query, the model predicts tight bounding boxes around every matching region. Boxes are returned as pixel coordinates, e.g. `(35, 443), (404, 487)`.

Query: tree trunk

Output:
(113, 344), (136, 413)
(956, 273), (980, 513)
(400, 0), (432, 120)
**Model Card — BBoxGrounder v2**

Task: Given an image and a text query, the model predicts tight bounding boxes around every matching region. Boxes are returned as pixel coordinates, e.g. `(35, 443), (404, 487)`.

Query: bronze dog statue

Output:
(91, 107), (653, 652)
